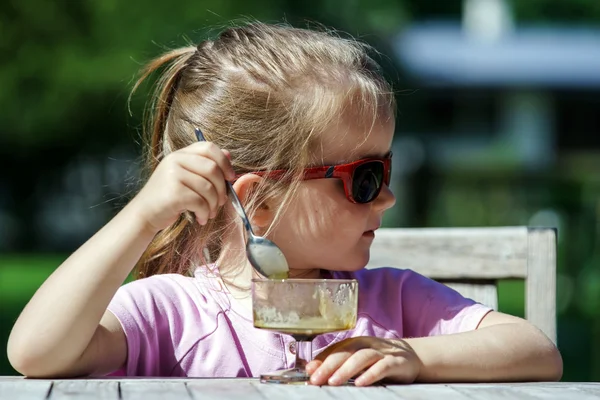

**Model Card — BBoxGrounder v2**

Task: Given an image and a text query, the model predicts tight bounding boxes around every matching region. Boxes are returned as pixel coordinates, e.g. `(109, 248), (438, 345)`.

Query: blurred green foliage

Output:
(4, 0), (600, 147)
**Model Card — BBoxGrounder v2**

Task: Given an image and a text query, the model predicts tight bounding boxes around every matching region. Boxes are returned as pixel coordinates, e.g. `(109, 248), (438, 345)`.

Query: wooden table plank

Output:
(187, 378), (266, 400)
(250, 381), (336, 400)
(318, 385), (400, 400)
(450, 383), (600, 400)
(451, 384), (538, 400)
(0, 379), (52, 400)
(575, 383), (600, 396)
(2, 378), (600, 400)
(49, 380), (119, 400)
(507, 385), (600, 400)
(387, 384), (472, 400)
(120, 380), (191, 400)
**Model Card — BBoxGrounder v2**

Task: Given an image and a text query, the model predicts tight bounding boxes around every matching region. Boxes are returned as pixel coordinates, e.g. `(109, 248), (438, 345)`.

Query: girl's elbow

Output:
(545, 344), (563, 382)
(7, 339), (39, 377)
(7, 334), (67, 378)
(530, 328), (563, 382)
(7, 330), (28, 375)
(6, 324), (45, 377)
(8, 351), (71, 379)
(518, 323), (563, 382)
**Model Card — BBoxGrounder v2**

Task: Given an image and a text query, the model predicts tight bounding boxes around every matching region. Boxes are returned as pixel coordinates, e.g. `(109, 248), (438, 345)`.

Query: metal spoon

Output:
(194, 128), (289, 279)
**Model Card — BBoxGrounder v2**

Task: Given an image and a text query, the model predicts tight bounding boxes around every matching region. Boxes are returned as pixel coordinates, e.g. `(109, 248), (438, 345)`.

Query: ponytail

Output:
(129, 45), (203, 279)
(130, 46), (196, 171)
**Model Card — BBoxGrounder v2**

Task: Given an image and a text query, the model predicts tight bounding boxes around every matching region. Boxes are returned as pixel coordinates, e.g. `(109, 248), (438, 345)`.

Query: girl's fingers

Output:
(177, 154), (228, 208)
(326, 349), (384, 386)
(309, 351), (352, 386)
(353, 356), (401, 387)
(308, 338), (418, 387)
(178, 169), (220, 220)
(177, 186), (211, 225)
(183, 142), (236, 180)
(353, 358), (388, 387)
(306, 360), (322, 375)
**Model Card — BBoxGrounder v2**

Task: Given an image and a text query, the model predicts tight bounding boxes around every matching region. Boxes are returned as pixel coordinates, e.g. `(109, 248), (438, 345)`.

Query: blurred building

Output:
(390, 0), (600, 173)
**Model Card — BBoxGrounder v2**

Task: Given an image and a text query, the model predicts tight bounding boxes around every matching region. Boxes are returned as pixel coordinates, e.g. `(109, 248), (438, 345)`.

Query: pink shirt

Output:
(106, 267), (492, 377)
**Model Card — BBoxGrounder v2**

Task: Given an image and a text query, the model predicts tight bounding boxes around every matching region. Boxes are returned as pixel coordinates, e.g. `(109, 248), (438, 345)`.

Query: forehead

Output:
(315, 112), (395, 164)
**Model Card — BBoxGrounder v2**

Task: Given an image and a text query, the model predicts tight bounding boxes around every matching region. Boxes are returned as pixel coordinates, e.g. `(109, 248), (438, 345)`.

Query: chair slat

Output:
(526, 228), (557, 343)
(367, 227), (528, 279)
(445, 282), (498, 311)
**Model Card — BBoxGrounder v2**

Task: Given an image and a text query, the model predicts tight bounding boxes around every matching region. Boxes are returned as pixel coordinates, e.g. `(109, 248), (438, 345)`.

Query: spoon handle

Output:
(194, 128), (255, 236)
(225, 181), (255, 235)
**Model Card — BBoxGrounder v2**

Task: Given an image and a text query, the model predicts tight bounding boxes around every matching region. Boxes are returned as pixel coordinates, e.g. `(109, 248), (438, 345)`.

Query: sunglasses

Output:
(236, 153), (392, 204)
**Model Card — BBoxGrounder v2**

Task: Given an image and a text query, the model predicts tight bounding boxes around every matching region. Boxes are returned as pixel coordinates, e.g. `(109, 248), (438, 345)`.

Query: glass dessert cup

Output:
(252, 278), (358, 384)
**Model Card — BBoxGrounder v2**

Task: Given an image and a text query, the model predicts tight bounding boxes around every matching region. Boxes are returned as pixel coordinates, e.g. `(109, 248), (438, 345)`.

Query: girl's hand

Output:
(306, 337), (421, 387)
(132, 142), (235, 233)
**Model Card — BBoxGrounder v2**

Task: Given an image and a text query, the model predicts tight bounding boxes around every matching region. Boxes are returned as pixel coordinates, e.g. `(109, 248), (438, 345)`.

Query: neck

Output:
(288, 268), (323, 279)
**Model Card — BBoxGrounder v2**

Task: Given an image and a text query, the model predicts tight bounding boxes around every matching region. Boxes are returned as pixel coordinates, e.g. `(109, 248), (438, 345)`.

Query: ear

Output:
(231, 174), (275, 229)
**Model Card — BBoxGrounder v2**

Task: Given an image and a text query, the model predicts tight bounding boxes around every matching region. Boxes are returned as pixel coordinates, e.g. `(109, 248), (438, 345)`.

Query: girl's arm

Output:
(406, 311), (563, 382)
(7, 142), (234, 378)
(307, 311), (562, 386)
(7, 201), (155, 378)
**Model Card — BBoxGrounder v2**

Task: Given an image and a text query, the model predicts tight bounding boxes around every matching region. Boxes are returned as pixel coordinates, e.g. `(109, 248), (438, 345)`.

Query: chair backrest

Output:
(367, 226), (557, 344)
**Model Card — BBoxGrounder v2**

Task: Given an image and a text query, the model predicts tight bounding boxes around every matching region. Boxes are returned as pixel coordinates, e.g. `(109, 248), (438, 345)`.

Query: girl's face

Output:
(269, 112), (396, 277)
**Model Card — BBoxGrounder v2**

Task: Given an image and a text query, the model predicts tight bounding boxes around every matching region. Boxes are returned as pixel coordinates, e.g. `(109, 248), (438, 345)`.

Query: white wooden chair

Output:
(367, 226), (557, 343)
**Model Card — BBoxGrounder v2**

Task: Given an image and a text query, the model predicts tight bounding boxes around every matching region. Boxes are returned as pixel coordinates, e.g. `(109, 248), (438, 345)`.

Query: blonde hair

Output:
(131, 21), (395, 279)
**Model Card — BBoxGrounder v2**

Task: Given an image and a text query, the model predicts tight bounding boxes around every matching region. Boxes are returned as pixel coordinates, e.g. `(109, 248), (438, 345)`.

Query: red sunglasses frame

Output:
(234, 152), (392, 204)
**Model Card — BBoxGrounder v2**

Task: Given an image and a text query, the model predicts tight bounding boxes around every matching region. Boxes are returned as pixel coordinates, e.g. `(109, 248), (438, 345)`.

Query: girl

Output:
(7, 22), (562, 386)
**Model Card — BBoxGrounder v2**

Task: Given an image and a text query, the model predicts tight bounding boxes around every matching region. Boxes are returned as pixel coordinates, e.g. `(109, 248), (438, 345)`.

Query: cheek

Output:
(291, 187), (338, 238)
(280, 182), (360, 243)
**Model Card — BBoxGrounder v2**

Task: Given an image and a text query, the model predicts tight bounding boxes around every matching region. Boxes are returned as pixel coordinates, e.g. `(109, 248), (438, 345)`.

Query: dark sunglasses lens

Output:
(352, 162), (384, 203)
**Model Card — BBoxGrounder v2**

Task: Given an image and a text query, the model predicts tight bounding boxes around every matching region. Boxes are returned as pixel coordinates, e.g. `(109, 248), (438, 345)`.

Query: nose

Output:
(372, 184), (396, 211)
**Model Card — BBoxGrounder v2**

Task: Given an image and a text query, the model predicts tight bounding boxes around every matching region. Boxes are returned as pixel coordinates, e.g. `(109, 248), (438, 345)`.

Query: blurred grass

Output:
(0, 255), (527, 376)
(0, 255), (66, 303)
(498, 280), (526, 318)
(1, 255), (66, 376)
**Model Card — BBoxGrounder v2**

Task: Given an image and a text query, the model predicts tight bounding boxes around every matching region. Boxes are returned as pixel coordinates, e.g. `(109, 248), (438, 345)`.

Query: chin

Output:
(329, 252), (370, 273)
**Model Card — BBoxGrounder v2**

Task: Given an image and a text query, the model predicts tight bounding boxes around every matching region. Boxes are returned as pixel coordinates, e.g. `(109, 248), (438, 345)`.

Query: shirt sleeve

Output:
(105, 275), (184, 376)
(399, 269), (493, 338)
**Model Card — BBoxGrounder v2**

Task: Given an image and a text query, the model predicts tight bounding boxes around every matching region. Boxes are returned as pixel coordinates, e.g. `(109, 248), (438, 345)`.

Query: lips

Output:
(363, 226), (379, 237)
(365, 224), (381, 233)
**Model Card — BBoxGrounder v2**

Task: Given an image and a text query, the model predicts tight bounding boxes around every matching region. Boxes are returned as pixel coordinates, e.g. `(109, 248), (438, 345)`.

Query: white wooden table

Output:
(1, 377), (599, 400)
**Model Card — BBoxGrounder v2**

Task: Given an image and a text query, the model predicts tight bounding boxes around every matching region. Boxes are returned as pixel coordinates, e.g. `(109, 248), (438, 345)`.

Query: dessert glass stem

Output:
(294, 339), (313, 371)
